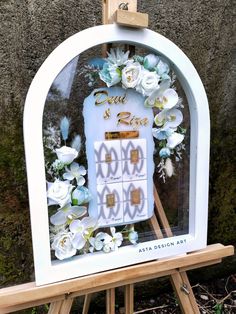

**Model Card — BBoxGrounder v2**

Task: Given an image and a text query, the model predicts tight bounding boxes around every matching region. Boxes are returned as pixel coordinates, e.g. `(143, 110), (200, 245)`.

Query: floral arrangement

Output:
(44, 117), (138, 260)
(86, 48), (186, 182)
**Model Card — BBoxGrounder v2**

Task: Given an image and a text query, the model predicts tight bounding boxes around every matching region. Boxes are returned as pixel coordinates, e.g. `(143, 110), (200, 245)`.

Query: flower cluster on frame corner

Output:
(44, 118), (138, 261)
(85, 48), (186, 182)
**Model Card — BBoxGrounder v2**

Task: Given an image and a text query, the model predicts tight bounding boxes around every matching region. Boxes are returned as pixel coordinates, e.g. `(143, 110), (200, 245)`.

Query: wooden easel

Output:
(0, 2), (233, 314)
(80, 1), (231, 313)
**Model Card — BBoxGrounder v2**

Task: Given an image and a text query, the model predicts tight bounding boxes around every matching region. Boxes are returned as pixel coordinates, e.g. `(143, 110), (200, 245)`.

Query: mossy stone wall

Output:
(0, 0), (235, 287)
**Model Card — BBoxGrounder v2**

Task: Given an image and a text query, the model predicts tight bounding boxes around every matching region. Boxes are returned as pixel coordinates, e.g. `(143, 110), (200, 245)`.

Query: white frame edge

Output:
(23, 24), (210, 285)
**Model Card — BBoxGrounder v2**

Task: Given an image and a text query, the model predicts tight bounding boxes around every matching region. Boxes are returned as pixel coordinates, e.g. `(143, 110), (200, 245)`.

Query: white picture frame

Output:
(24, 24), (210, 286)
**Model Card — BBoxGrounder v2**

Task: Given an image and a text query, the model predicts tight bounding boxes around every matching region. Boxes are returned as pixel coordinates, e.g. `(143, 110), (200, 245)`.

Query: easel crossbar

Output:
(0, 244), (233, 312)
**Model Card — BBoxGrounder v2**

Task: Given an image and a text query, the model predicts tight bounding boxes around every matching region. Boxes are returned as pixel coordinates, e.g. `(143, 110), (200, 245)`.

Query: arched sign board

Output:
(24, 24), (210, 286)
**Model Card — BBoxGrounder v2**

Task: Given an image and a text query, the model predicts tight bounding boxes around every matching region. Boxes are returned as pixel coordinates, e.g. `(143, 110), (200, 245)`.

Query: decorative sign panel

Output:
(23, 24), (210, 285)
(83, 87), (154, 227)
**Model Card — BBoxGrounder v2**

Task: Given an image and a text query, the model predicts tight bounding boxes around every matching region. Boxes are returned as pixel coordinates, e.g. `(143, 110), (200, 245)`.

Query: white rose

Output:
(136, 70), (160, 96)
(47, 179), (73, 208)
(122, 62), (142, 89)
(55, 146), (78, 164)
(51, 231), (76, 260)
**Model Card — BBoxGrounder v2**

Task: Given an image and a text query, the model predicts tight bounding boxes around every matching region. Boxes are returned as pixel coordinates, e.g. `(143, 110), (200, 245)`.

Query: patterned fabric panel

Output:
(98, 203), (123, 225)
(121, 139), (146, 160)
(97, 183), (123, 205)
(94, 140), (121, 163)
(123, 199), (148, 222)
(95, 161), (122, 184)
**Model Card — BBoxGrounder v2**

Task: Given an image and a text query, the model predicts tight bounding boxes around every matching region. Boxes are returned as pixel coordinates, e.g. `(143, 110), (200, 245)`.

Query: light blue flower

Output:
(159, 147), (171, 158)
(155, 59), (170, 75)
(128, 230), (138, 245)
(99, 62), (121, 87)
(88, 57), (106, 69)
(143, 54), (159, 70)
(72, 186), (92, 205)
(60, 116), (70, 141)
(161, 73), (171, 81)
(152, 127), (174, 140)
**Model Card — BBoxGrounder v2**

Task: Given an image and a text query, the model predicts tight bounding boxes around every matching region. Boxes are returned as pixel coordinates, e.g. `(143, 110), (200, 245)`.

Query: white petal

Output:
(81, 216), (97, 229)
(70, 220), (83, 233)
(63, 172), (74, 180)
(94, 239), (104, 251)
(163, 89), (179, 109)
(110, 227), (116, 237)
(77, 176), (86, 186)
(89, 237), (95, 245)
(165, 109), (183, 128)
(72, 233), (86, 250)
(47, 197), (58, 206)
(164, 158), (174, 177)
(167, 132), (184, 149)
(55, 247), (76, 260)
(50, 210), (67, 225)
(79, 166), (87, 176)
(103, 243), (111, 253)
(70, 162), (79, 172)
(69, 206), (87, 219)
(154, 111), (167, 126)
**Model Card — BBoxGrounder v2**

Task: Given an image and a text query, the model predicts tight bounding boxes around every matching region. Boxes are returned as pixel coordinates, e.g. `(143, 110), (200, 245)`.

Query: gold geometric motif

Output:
(105, 153), (112, 163)
(131, 188), (141, 205)
(106, 193), (115, 207)
(130, 149), (139, 164)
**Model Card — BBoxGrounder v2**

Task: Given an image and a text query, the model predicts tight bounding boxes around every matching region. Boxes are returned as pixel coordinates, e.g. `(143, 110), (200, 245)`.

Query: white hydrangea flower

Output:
(89, 232), (112, 253)
(63, 162), (86, 185)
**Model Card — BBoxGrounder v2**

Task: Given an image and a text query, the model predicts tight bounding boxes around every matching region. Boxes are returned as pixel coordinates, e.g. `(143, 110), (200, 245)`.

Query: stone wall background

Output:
(0, 0), (235, 287)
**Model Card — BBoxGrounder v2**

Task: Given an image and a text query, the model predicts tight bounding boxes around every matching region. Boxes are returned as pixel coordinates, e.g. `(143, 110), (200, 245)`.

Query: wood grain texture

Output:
(82, 293), (92, 314)
(0, 244), (233, 311)
(115, 10), (148, 28)
(106, 288), (116, 314)
(125, 284), (134, 314)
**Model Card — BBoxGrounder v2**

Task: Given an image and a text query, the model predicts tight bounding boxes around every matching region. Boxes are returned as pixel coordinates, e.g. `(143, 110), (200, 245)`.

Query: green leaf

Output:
(213, 303), (223, 314)
(72, 198), (78, 205)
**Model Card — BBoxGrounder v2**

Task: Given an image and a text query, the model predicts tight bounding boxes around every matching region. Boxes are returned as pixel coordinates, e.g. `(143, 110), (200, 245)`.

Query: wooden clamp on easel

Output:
(0, 2), (234, 314)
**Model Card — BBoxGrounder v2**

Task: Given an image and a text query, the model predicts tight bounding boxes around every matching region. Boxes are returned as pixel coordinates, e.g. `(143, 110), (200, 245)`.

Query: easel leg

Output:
(106, 288), (116, 314)
(125, 284), (134, 314)
(48, 298), (74, 314)
(152, 185), (200, 313)
(82, 293), (92, 314)
(48, 301), (63, 314)
(171, 272), (200, 314)
(59, 298), (74, 314)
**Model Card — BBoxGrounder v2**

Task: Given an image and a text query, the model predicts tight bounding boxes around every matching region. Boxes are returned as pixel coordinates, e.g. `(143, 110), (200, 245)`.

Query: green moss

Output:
(0, 211), (33, 287)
